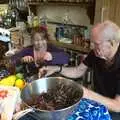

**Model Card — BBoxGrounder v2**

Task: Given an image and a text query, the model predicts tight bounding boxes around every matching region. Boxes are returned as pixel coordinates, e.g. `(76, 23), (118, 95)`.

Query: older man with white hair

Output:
(39, 20), (120, 120)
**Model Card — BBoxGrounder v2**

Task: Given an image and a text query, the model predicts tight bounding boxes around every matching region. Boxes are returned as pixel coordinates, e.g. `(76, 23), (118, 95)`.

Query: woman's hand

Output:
(21, 56), (34, 63)
(38, 66), (60, 78)
(43, 52), (52, 61)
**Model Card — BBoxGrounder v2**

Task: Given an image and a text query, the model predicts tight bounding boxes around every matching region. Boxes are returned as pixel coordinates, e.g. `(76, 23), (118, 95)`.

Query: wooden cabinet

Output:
(106, 0), (120, 26)
(94, 0), (120, 26)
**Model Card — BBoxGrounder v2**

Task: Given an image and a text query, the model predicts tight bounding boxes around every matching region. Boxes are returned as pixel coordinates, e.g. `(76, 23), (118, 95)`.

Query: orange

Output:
(15, 79), (26, 89)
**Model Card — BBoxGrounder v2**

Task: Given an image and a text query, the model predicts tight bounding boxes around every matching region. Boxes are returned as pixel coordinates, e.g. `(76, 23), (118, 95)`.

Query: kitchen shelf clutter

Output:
(54, 23), (90, 50)
(27, 0), (93, 53)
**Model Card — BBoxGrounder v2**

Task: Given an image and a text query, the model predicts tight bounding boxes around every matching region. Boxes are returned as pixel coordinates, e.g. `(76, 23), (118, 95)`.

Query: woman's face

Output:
(33, 32), (47, 51)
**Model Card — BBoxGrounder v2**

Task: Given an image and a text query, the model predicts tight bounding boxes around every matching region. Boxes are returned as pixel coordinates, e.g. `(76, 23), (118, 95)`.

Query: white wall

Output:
(36, 5), (90, 26)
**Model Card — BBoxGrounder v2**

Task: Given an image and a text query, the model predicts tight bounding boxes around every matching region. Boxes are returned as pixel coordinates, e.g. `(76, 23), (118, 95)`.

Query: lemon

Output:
(15, 79), (26, 89)
(6, 75), (17, 85)
(0, 78), (8, 85)
(0, 75), (16, 86)
(7, 75), (16, 80)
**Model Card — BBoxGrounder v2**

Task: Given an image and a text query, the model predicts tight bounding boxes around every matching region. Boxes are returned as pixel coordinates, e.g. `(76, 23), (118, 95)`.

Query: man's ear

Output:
(110, 40), (119, 48)
(110, 40), (114, 46)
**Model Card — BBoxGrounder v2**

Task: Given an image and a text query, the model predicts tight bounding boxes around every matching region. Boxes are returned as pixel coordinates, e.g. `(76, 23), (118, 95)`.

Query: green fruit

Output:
(16, 73), (24, 79)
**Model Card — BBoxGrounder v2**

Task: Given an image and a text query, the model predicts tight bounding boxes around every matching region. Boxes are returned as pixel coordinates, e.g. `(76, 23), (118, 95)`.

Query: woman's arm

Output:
(11, 46), (34, 64)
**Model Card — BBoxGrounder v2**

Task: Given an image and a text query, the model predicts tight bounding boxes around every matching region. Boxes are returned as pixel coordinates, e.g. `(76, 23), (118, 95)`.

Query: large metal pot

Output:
(21, 77), (83, 120)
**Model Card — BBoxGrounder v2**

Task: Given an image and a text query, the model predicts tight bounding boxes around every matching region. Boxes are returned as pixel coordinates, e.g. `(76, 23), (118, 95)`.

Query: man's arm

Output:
(40, 62), (88, 78)
(83, 87), (120, 112)
(60, 63), (88, 78)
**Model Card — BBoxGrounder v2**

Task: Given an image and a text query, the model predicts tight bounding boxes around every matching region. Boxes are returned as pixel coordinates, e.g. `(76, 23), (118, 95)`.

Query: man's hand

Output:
(38, 66), (60, 78)
(21, 56), (34, 63)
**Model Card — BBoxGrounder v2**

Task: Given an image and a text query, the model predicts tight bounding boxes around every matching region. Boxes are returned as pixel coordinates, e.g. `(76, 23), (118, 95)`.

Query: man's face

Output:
(92, 36), (112, 60)
(33, 33), (47, 51)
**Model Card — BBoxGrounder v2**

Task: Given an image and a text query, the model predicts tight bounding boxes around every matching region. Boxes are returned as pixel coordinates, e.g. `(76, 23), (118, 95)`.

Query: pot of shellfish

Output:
(20, 77), (83, 120)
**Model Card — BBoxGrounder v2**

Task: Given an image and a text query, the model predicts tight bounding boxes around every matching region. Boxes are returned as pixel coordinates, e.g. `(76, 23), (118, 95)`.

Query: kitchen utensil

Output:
(21, 77), (83, 120)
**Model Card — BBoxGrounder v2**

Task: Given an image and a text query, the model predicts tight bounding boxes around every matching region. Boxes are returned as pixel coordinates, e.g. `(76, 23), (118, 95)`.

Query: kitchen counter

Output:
(48, 40), (91, 54)
(0, 68), (111, 120)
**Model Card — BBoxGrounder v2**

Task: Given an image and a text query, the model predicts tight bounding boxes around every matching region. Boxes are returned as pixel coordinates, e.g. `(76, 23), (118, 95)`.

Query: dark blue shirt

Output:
(83, 45), (120, 98)
(12, 43), (69, 66)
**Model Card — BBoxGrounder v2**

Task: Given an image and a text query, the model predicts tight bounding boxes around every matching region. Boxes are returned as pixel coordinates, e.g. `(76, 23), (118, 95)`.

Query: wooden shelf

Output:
(0, 0), (8, 4)
(28, 1), (93, 6)
(47, 21), (87, 28)
(49, 40), (90, 53)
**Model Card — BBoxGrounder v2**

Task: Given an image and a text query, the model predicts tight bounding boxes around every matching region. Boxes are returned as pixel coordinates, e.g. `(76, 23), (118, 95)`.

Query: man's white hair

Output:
(92, 20), (120, 42)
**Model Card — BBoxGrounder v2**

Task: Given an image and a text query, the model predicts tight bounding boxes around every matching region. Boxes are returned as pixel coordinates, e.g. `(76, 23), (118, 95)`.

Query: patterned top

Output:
(67, 98), (111, 120)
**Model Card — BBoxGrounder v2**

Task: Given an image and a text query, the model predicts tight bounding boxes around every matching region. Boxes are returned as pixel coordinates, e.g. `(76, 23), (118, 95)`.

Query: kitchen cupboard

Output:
(94, 0), (120, 26)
